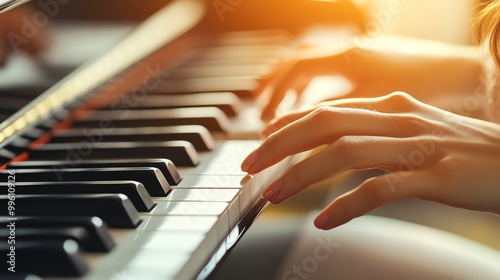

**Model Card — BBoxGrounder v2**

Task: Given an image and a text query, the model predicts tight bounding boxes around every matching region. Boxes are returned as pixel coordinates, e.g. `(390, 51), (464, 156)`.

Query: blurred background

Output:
(1, 0), (499, 279)
(8, 0), (500, 251)
(357, 0), (476, 44)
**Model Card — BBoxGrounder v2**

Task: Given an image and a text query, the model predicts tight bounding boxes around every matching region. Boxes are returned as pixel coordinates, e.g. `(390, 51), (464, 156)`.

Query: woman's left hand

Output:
(241, 92), (500, 230)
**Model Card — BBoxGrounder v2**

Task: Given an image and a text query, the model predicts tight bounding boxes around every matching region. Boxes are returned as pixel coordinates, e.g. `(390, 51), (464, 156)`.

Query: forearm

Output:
(407, 45), (484, 115)
(354, 37), (484, 117)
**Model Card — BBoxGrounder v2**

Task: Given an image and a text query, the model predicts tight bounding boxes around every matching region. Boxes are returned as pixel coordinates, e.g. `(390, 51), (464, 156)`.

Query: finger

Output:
(314, 170), (431, 230)
(319, 90), (424, 113)
(260, 136), (439, 204)
(260, 46), (360, 121)
(243, 106), (431, 174)
(254, 60), (288, 96)
(261, 110), (310, 137)
(262, 91), (423, 137)
(261, 67), (308, 121)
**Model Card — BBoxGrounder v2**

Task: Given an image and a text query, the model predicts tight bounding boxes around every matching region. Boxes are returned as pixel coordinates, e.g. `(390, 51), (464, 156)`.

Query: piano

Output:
(0, 0), (364, 279)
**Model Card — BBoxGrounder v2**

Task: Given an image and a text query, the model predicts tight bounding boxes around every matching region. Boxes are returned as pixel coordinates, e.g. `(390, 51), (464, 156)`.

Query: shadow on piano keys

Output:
(0, 0), (364, 279)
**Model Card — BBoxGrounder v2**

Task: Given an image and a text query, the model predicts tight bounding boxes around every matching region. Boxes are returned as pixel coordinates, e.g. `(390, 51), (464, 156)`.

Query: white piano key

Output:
(180, 160), (246, 175)
(140, 232), (208, 252)
(217, 140), (261, 152)
(137, 216), (219, 257)
(179, 140), (259, 175)
(158, 189), (244, 223)
(148, 201), (229, 216)
(139, 215), (219, 232)
(158, 188), (239, 202)
(175, 175), (245, 188)
(175, 175), (254, 215)
(123, 248), (209, 280)
(146, 201), (231, 243)
(175, 175), (252, 214)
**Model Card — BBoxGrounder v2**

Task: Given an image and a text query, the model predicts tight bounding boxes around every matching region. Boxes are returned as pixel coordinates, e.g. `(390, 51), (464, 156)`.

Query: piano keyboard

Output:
(0, 0), (298, 279)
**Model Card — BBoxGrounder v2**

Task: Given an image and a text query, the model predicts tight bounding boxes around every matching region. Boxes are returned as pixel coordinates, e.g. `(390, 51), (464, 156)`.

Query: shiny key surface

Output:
(0, 12), (295, 278)
(9, 159), (182, 185)
(0, 194), (141, 228)
(0, 216), (115, 252)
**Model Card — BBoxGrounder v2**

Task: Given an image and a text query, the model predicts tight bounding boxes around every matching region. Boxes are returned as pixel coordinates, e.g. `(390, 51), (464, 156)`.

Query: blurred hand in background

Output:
(258, 36), (483, 121)
(0, 5), (51, 64)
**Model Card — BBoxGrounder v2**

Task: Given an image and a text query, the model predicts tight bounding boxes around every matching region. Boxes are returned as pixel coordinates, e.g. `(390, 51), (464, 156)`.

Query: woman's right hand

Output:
(259, 36), (483, 121)
(244, 92), (500, 230)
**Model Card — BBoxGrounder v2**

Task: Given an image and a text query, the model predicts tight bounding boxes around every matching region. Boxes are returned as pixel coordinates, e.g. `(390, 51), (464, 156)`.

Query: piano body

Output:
(0, 0), (364, 279)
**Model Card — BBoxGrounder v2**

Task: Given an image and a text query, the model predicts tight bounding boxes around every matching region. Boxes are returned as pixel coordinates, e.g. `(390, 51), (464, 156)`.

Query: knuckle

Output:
(333, 136), (359, 159)
(435, 156), (460, 176)
(363, 177), (390, 203)
(309, 106), (337, 127)
(388, 91), (413, 101)
(385, 91), (419, 108)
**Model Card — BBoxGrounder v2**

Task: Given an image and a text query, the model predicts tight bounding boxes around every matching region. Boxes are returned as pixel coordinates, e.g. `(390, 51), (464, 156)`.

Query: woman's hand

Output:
(259, 36), (483, 121)
(242, 92), (500, 230)
(0, 6), (51, 64)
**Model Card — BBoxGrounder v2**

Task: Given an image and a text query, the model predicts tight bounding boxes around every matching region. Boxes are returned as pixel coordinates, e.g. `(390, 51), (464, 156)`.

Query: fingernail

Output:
(261, 178), (282, 202)
(314, 214), (331, 230)
(241, 150), (258, 172)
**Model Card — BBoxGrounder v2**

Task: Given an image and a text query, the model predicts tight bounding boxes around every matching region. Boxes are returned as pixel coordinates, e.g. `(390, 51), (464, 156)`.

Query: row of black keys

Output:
(0, 93), (239, 277)
(1, 91), (240, 163)
(0, 157), (184, 276)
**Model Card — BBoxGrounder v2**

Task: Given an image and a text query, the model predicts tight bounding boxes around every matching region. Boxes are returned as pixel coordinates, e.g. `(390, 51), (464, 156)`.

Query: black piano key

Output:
(0, 149), (17, 165)
(20, 127), (47, 142)
(193, 45), (286, 61)
(0, 216), (114, 252)
(0, 181), (155, 212)
(0, 168), (170, 197)
(36, 116), (60, 131)
(101, 92), (242, 117)
(9, 159), (182, 185)
(150, 77), (258, 98)
(168, 64), (271, 79)
(5, 137), (32, 154)
(1, 240), (88, 277)
(72, 107), (230, 132)
(50, 125), (214, 151)
(0, 194), (141, 228)
(28, 141), (200, 167)
(0, 227), (97, 251)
